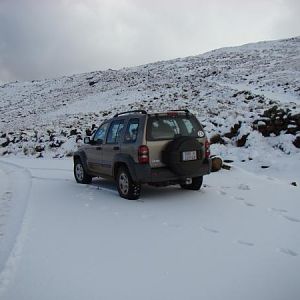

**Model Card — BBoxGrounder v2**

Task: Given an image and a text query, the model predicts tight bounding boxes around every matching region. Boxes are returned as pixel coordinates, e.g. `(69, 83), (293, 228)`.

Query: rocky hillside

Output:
(0, 36), (299, 161)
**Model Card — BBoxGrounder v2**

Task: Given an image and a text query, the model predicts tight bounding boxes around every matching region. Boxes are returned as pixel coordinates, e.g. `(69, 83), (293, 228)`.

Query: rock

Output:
(261, 165), (270, 169)
(236, 134), (249, 147)
(263, 105), (278, 118)
(211, 156), (223, 172)
(76, 135), (82, 142)
(50, 134), (56, 141)
(222, 164), (231, 170)
(70, 129), (77, 136)
(224, 122), (241, 139)
(35, 145), (45, 153)
(49, 140), (64, 148)
(1, 138), (10, 147)
(291, 182), (297, 186)
(210, 134), (225, 145)
(293, 136), (300, 148)
(86, 129), (92, 136)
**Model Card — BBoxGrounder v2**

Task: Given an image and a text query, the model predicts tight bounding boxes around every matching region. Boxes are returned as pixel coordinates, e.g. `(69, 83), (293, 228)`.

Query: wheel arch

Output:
(113, 154), (138, 181)
(73, 151), (89, 172)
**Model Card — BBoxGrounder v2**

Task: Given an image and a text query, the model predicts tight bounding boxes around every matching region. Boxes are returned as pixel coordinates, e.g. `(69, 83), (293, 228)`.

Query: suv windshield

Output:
(146, 115), (203, 141)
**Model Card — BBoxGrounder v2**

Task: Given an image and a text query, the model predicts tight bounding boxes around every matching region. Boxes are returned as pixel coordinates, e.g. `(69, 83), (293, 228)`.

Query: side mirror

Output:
(84, 137), (91, 144)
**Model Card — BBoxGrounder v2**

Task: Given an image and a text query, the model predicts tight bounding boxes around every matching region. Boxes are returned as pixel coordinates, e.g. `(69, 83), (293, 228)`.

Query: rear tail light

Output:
(205, 139), (210, 159)
(138, 145), (149, 164)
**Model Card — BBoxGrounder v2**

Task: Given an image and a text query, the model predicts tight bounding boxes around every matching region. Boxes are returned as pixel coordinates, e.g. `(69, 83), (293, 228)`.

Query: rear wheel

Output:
(74, 159), (92, 184)
(117, 166), (141, 200)
(180, 176), (203, 190)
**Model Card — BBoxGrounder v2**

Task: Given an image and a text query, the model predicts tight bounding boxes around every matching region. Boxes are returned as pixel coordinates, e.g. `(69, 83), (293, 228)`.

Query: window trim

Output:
(123, 118), (140, 144)
(106, 119), (125, 144)
(92, 122), (109, 143)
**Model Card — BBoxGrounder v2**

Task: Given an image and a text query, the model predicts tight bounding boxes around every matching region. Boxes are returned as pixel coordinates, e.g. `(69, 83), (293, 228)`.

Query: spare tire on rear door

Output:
(162, 136), (204, 176)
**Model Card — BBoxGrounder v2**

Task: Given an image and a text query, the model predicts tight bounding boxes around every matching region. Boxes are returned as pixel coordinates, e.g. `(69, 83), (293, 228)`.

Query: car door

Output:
(101, 119), (125, 176)
(85, 122), (109, 174)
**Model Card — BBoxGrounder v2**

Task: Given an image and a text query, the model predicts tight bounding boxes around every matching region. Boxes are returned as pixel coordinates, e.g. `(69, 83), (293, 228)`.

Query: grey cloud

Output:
(0, 0), (299, 82)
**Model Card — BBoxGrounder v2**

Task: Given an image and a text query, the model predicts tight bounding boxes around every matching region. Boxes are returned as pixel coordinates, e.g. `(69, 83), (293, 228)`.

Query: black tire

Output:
(116, 166), (141, 200)
(162, 136), (204, 176)
(180, 176), (203, 190)
(74, 159), (92, 184)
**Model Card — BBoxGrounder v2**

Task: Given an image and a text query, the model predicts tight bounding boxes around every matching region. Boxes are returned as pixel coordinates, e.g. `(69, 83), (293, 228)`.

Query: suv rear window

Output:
(146, 115), (203, 141)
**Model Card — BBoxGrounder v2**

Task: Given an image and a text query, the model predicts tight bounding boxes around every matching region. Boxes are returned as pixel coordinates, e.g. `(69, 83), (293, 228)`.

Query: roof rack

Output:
(113, 110), (147, 118)
(168, 109), (190, 114)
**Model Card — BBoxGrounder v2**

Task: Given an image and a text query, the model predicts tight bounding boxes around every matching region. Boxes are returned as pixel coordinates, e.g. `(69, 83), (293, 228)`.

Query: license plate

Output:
(182, 150), (197, 161)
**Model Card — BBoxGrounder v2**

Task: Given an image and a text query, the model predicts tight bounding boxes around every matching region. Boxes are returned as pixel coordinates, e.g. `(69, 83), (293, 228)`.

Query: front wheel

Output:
(117, 166), (141, 200)
(74, 159), (92, 184)
(180, 176), (203, 190)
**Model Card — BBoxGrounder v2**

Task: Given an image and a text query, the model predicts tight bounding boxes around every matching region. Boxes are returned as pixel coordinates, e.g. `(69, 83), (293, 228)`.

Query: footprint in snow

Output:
(218, 190), (227, 196)
(163, 222), (182, 228)
(278, 248), (298, 257)
(141, 214), (155, 220)
(244, 202), (255, 207)
(200, 226), (219, 234)
(269, 208), (288, 213)
(282, 215), (300, 223)
(236, 240), (254, 247)
(234, 196), (245, 201)
(238, 184), (251, 191)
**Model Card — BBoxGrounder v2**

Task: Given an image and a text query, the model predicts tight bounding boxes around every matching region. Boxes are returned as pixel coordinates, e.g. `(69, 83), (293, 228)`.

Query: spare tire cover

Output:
(162, 136), (204, 176)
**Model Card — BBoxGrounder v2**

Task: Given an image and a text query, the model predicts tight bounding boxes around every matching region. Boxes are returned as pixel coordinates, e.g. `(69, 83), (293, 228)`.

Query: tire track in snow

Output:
(0, 160), (32, 295)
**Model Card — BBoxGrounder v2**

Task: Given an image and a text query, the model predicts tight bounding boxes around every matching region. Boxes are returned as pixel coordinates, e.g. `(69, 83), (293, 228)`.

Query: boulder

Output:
(224, 122), (242, 139)
(210, 134), (226, 145)
(293, 136), (300, 148)
(236, 134), (249, 147)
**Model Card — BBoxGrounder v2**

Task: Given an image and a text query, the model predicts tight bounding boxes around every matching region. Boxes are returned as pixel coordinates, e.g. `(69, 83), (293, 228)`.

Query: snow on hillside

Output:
(0, 37), (299, 162)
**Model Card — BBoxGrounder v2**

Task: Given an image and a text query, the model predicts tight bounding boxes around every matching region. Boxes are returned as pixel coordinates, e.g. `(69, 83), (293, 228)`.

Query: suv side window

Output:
(106, 120), (125, 144)
(93, 123), (109, 143)
(124, 118), (139, 143)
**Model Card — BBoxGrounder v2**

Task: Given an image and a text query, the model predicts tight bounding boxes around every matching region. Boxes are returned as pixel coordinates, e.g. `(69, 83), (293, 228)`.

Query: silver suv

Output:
(73, 110), (211, 199)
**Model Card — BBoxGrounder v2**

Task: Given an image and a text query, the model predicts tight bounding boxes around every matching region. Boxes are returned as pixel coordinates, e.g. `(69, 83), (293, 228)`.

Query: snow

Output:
(0, 158), (299, 300)
(0, 36), (300, 299)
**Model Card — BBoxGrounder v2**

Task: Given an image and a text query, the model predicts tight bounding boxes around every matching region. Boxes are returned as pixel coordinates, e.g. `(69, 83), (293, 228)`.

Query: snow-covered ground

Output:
(0, 158), (299, 300)
(0, 36), (300, 299)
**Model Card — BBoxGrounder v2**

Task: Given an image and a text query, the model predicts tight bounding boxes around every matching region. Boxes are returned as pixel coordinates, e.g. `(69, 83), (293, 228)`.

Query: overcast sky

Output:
(0, 0), (299, 82)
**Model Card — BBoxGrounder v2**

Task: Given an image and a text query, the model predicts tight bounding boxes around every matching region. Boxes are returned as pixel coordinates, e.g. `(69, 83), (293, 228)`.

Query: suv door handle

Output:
(113, 146), (120, 150)
(96, 146), (102, 150)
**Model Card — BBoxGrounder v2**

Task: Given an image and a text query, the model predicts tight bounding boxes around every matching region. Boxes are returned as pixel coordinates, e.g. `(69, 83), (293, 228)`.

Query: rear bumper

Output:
(132, 158), (211, 183)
